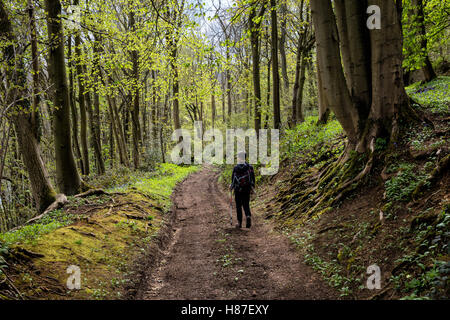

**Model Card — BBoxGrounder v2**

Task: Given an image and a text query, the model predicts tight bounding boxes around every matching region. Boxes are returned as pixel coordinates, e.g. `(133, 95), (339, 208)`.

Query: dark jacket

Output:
(230, 162), (255, 192)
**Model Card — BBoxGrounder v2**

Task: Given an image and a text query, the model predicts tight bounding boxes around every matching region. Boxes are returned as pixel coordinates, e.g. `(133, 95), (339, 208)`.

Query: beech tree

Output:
(45, 0), (81, 195)
(311, 0), (415, 156)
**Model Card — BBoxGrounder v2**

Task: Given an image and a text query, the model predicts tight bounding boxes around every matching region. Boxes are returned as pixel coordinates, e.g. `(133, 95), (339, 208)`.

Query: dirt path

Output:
(142, 165), (338, 300)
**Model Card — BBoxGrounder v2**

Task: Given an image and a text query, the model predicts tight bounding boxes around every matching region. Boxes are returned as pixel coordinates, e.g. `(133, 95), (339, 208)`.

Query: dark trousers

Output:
(234, 190), (251, 224)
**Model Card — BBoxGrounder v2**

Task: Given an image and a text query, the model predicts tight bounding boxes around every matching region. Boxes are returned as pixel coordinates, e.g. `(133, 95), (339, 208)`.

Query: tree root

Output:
(24, 194), (68, 225)
(74, 188), (110, 198)
(276, 139), (377, 224)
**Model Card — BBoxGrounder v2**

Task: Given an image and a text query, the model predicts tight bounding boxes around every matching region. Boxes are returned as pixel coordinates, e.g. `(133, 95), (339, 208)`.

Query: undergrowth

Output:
(0, 163), (198, 299)
(406, 76), (450, 114)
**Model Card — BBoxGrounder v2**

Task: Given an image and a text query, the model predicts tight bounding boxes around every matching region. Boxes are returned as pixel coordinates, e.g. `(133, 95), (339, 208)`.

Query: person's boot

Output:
(246, 216), (251, 228)
(237, 221), (242, 229)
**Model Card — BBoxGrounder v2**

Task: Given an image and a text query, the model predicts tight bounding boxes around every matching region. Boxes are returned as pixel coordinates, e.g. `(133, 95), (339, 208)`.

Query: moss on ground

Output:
(0, 163), (198, 300)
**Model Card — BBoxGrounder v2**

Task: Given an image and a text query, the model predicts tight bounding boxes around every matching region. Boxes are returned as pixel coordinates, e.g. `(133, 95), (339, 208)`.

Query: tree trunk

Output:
(279, 0), (289, 90)
(265, 32), (271, 130)
(226, 46), (232, 122)
(412, 0), (436, 82)
(316, 54), (329, 125)
(0, 0), (57, 213)
(45, 0), (81, 195)
(311, 0), (410, 153)
(270, 0), (281, 129)
(296, 52), (307, 123)
(291, 39), (302, 126)
(74, 24), (89, 175)
(92, 37), (105, 174)
(27, 0), (41, 141)
(211, 90), (216, 129)
(311, 0), (358, 141)
(68, 36), (83, 174)
(249, 3), (266, 134)
(151, 70), (158, 146)
(170, 43), (181, 130)
(366, 0), (410, 149)
(107, 95), (124, 166)
(334, 0), (372, 131)
(222, 84), (226, 123)
(129, 11), (141, 169)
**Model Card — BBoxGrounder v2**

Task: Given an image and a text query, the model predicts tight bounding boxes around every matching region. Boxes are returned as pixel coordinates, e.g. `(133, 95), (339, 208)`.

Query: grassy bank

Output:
(0, 163), (198, 300)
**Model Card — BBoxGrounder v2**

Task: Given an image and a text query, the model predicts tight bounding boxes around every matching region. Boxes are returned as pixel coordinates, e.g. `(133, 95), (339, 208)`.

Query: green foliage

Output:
(375, 138), (387, 152)
(0, 220), (64, 248)
(281, 116), (344, 161)
(110, 163), (198, 201)
(391, 207), (449, 299)
(287, 230), (353, 297)
(402, 0), (450, 72)
(385, 163), (428, 202)
(406, 76), (450, 114)
(86, 165), (142, 190)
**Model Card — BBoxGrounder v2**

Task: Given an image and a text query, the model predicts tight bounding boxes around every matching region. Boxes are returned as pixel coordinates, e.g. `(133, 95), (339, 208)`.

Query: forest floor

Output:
(138, 165), (337, 299)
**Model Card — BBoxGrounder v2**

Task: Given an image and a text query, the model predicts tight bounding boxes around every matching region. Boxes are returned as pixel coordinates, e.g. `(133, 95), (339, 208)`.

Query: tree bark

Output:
(74, 19), (89, 175)
(296, 52), (307, 123)
(312, 0), (410, 152)
(45, 0), (81, 195)
(249, 2), (266, 134)
(270, 0), (281, 129)
(129, 10), (141, 169)
(311, 0), (358, 141)
(334, 0), (372, 131)
(412, 0), (436, 82)
(226, 46), (232, 122)
(151, 70), (158, 146)
(170, 44), (181, 130)
(68, 36), (83, 174)
(0, 0), (57, 212)
(92, 36), (105, 174)
(27, 0), (41, 141)
(279, 0), (289, 90)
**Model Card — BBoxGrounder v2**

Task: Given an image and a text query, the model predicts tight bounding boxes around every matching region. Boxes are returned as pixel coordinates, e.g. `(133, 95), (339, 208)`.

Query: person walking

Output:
(230, 151), (255, 228)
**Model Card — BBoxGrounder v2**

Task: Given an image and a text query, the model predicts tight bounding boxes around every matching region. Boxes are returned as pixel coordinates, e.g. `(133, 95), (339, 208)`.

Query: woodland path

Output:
(142, 165), (337, 300)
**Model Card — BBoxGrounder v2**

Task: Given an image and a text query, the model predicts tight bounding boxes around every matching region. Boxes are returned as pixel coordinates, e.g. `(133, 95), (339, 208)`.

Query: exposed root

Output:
(74, 188), (110, 198)
(24, 194), (68, 225)
(276, 137), (377, 226)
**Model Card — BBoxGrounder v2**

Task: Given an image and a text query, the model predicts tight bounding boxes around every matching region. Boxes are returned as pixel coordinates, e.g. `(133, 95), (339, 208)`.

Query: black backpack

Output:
(233, 165), (252, 191)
